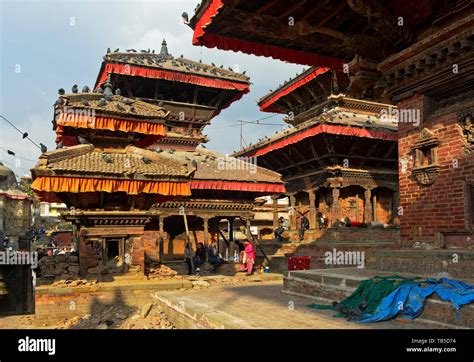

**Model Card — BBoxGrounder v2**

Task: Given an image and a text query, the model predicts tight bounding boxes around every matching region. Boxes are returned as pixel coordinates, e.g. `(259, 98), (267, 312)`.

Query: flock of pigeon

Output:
(104, 47), (247, 79)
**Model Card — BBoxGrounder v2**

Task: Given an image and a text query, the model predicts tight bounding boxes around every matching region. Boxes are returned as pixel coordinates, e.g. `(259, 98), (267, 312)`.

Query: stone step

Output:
(367, 249), (474, 279)
(258, 241), (398, 257)
(282, 267), (474, 328)
(255, 242), (399, 274)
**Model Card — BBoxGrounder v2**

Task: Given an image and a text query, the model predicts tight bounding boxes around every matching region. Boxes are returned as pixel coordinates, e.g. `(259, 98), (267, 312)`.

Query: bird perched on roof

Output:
(130, 106), (136, 113)
(155, 147), (163, 153)
(228, 67), (233, 71)
(242, 71), (246, 75)
(82, 86), (90, 93)
(107, 47), (111, 53)
(181, 12), (189, 24)
(115, 88), (121, 95)
(142, 156), (152, 164)
(54, 98), (64, 106)
(58, 88), (65, 95)
(126, 49), (137, 52)
(81, 98), (90, 106)
(102, 153), (113, 163)
(40, 143), (48, 153)
(77, 136), (89, 144)
(180, 54), (184, 58)
(201, 144), (207, 148)
(95, 86), (104, 94)
(191, 160), (198, 169)
(72, 84), (78, 93)
(220, 65), (223, 68)
(56, 141), (64, 149)
(7, 150), (15, 156)
(98, 98), (107, 107)
(211, 62), (216, 66)
(114, 48), (119, 52)
(22, 132), (28, 139)
(169, 149), (175, 154)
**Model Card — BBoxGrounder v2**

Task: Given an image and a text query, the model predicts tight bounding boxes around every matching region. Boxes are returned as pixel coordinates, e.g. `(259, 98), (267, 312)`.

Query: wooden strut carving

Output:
(460, 112), (474, 153)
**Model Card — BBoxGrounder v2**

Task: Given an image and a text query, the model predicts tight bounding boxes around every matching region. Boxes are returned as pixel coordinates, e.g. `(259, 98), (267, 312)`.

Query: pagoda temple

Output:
(233, 67), (399, 242)
(31, 40), (285, 277)
(188, 0), (474, 294)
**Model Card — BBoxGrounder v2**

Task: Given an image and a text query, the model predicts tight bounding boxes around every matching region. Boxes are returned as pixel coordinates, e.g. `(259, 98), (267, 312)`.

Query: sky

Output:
(0, 0), (305, 179)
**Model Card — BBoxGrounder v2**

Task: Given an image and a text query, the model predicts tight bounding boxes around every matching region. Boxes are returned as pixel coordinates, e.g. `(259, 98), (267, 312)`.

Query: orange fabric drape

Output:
(259, 67), (331, 113)
(56, 113), (166, 136)
(246, 124), (398, 158)
(31, 177), (191, 196)
(192, 0), (344, 70)
(190, 180), (285, 193)
(96, 63), (250, 92)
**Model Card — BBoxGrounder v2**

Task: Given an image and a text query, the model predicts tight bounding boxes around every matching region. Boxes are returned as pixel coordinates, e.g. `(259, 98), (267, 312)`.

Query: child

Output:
(242, 239), (255, 276)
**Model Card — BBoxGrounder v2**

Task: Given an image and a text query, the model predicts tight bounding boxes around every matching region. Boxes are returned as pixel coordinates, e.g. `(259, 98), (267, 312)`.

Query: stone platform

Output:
(283, 267), (474, 328)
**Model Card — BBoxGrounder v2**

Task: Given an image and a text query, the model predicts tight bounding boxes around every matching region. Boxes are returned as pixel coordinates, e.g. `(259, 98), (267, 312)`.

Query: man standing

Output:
(299, 213), (310, 241)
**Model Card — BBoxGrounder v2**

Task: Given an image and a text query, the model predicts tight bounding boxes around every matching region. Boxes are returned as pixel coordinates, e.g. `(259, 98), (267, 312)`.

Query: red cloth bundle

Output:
(288, 256), (311, 271)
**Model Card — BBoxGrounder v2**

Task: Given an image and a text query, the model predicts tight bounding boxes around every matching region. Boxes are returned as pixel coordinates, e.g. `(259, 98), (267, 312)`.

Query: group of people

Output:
(184, 238), (256, 276)
(184, 241), (224, 275)
(274, 213), (312, 241)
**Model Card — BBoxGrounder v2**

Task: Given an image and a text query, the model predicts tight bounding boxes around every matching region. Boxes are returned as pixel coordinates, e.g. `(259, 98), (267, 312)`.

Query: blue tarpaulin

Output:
(357, 277), (474, 323)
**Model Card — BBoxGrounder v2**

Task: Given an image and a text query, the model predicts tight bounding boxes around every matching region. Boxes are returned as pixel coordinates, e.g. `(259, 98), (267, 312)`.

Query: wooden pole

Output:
(180, 206), (194, 273)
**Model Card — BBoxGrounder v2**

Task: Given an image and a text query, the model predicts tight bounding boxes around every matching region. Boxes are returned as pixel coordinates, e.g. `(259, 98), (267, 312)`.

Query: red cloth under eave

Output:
(190, 180), (285, 194)
(192, 0), (344, 70)
(246, 124), (398, 158)
(259, 67), (331, 113)
(96, 63), (249, 92)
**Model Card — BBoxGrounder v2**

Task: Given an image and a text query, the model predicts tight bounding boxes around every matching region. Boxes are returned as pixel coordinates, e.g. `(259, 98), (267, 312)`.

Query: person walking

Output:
(241, 239), (255, 276)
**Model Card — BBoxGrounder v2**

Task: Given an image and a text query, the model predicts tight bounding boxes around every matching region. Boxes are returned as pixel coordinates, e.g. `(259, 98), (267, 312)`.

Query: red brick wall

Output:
(398, 94), (474, 247)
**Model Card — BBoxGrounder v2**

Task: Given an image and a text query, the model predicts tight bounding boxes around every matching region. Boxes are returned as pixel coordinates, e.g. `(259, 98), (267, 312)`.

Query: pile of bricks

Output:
(39, 253), (80, 279)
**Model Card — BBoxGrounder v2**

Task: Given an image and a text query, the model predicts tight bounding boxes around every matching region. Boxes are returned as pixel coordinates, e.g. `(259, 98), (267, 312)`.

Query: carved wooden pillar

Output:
(392, 190), (400, 226)
(246, 218), (252, 239)
(228, 217), (234, 243)
(331, 187), (341, 227)
(289, 194), (297, 230)
(203, 216), (209, 262)
(364, 188), (373, 223)
(159, 216), (165, 262)
(308, 189), (317, 229)
(272, 195), (279, 229)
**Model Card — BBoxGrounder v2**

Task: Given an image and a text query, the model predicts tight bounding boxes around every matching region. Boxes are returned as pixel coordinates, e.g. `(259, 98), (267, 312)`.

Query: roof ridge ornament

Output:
(103, 73), (114, 99)
(158, 39), (173, 60)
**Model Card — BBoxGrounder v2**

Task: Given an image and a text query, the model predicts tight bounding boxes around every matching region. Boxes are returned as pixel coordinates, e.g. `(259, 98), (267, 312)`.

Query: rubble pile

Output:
(39, 254), (79, 279)
(147, 263), (178, 279)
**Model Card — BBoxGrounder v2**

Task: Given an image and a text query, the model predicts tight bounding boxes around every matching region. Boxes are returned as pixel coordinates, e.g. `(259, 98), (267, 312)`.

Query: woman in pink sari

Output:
(242, 239), (255, 276)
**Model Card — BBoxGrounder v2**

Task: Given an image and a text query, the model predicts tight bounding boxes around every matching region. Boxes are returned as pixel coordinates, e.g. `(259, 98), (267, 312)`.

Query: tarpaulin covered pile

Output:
(308, 276), (474, 323)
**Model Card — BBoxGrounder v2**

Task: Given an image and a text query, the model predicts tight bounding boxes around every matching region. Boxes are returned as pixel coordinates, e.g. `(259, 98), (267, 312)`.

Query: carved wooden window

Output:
(411, 128), (441, 185)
